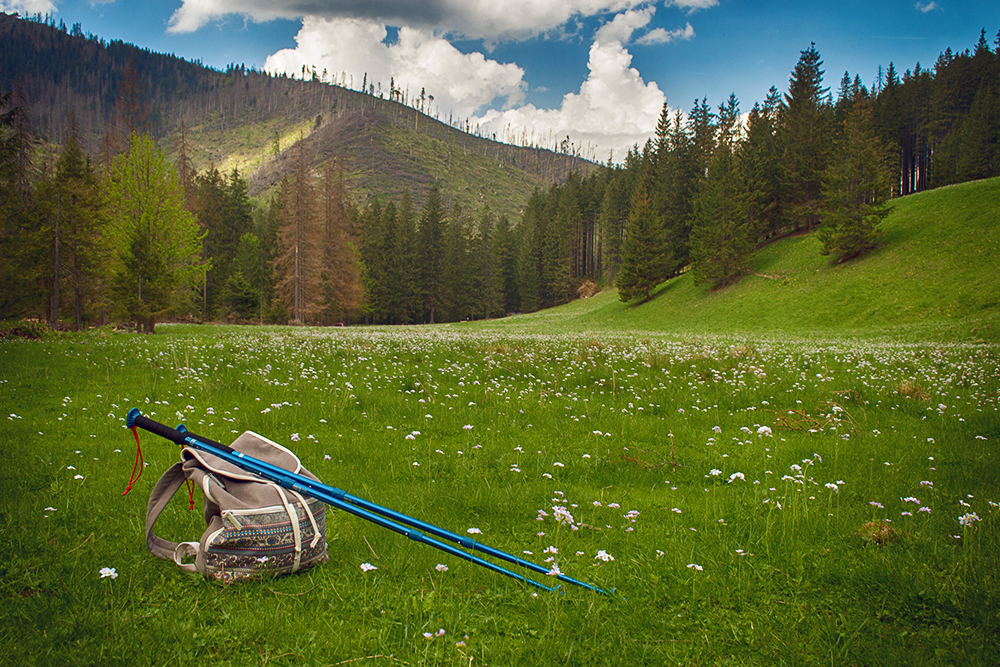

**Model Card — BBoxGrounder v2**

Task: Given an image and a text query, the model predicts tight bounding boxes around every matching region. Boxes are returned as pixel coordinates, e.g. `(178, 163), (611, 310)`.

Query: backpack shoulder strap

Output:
(145, 461), (198, 572)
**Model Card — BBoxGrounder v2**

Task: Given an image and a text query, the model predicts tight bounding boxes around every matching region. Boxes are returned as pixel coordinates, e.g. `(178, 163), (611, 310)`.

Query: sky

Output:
(4, 0), (998, 161)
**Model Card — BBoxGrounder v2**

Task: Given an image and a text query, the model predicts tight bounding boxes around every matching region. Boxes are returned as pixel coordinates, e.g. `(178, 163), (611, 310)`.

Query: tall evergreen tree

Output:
(417, 185), (446, 323)
(544, 185), (575, 306)
(225, 232), (262, 320)
(392, 193), (421, 323)
(442, 204), (472, 321)
(616, 181), (665, 302)
(818, 102), (893, 261)
(599, 170), (629, 280)
(739, 87), (785, 242)
(193, 166), (225, 316)
(660, 104), (707, 275)
(319, 160), (361, 324)
(37, 126), (108, 329)
(471, 206), (504, 319)
(780, 43), (832, 231)
(0, 90), (44, 318)
(691, 94), (751, 289)
(495, 213), (518, 315)
(272, 139), (321, 324)
(515, 189), (545, 313)
(357, 198), (390, 322)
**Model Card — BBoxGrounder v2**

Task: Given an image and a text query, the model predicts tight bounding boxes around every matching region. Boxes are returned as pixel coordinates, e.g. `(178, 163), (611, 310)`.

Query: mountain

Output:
(0, 12), (595, 215)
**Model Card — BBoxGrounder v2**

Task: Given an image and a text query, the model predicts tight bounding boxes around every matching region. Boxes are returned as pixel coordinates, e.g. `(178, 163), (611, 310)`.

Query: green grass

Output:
(2, 177), (998, 665)
(497, 177), (1000, 343)
(2, 324), (998, 665)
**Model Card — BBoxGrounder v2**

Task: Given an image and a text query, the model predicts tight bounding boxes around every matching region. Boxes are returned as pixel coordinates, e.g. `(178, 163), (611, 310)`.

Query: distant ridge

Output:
(0, 12), (595, 214)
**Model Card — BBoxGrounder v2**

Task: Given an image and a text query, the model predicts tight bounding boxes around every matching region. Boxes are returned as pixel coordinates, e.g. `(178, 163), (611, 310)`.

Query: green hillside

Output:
(0, 12), (595, 218)
(474, 176), (1000, 341)
(230, 105), (584, 217)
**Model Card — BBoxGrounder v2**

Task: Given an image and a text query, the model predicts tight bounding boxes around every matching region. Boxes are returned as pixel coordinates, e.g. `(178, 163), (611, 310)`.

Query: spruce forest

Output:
(2, 12), (999, 330)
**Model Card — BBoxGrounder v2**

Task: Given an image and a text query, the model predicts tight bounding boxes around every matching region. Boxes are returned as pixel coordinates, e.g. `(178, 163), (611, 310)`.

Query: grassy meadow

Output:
(1, 323), (998, 665)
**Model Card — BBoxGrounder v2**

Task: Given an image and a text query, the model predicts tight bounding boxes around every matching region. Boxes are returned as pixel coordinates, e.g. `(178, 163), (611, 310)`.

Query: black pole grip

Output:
(127, 408), (186, 444)
(126, 408), (235, 454)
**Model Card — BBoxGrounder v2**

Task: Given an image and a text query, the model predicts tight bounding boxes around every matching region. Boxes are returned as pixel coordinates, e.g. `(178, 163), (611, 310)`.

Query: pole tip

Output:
(126, 407), (142, 429)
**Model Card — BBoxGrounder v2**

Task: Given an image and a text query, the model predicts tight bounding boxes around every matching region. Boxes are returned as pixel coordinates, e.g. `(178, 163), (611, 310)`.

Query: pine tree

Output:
(514, 190), (544, 313)
(272, 139), (321, 324)
(357, 198), (389, 322)
(616, 181), (665, 302)
(544, 185), (575, 306)
(442, 204), (472, 321)
(318, 160), (361, 324)
(392, 193), (421, 323)
(38, 125), (108, 330)
(193, 166), (225, 316)
(0, 89), (45, 318)
(417, 185), (446, 323)
(780, 43), (832, 231)
(739, 87), (785, 242)
(599, 171), (629, 280)
(818, 102), (893, 261)
(691, 94), (751, 289)
(225, 232), (262, 320)
(472, 206), (503, 319)
(659, 104), (706, 276)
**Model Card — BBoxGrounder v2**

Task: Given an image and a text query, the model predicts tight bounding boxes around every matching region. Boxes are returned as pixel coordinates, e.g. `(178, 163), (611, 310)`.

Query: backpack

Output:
(145, 430), (328, 582)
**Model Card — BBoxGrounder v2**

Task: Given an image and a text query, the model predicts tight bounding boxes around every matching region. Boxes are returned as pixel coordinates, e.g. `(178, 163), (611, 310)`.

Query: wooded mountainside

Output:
(0, 12), (593, 209)
(2, 12), (998, 330)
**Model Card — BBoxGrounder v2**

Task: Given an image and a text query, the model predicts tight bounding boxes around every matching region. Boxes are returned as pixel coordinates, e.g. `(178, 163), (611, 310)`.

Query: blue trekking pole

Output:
(126, 408), (610, 596)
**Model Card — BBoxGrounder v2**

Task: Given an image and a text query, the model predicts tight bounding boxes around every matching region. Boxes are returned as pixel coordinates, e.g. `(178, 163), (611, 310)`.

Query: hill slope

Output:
(472, 176), (1000, 341)
(0, 12), (594, 216)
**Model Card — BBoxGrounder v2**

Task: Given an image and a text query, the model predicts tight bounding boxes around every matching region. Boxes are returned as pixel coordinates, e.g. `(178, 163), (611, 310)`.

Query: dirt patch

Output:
(577, 280), (599, 299)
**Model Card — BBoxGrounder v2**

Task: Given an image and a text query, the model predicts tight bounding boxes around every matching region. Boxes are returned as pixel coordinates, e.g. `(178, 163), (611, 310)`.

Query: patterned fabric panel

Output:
(203, 499), (328, 582)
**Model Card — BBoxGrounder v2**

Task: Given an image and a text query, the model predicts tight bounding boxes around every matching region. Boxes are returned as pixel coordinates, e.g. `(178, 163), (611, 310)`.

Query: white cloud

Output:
(669, 0), (718, 10)
(0, 0), (56, 14)
(595, 7), (656, 44)
(594, 8), (694, 47)
(475, 25), (668, 161)
(637, 21), (694, 45)
(914, 2), (937, 13)
(168, 0), (653, 41)
(180, 2), (702, 163)
(263, 17), (526, 118)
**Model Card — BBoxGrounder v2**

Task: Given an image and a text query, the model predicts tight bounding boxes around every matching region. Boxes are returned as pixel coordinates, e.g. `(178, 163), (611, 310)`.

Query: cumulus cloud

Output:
(637, 21), (694, 45)
(263, 17), (527, 118)
(0, 0), (56, 14)
(914, 2), (937, 13)
(175, 1), (705, 162)
(475, 24), (668, 161)
(595, 7), (656, 44)
(669, 0), (718, 10)
(168, 0), (654, 41)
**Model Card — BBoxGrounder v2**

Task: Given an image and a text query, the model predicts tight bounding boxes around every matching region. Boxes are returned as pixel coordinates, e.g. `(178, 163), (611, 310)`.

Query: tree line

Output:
(502, 33), (1000, 302)
(2, 29), (998, 328)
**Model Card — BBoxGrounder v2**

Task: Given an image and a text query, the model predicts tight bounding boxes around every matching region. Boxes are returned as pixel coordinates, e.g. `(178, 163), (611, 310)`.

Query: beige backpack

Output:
(145, 431), (328, 582)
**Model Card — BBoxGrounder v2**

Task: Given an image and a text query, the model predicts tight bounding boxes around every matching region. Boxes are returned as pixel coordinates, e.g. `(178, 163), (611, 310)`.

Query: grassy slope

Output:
(178, 87), (594, 218)
(482, 176), (1000, 341)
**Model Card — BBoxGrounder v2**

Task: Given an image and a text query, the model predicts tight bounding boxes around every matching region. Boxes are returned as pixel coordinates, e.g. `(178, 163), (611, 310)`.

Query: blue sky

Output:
(6, 0), (998, 160)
